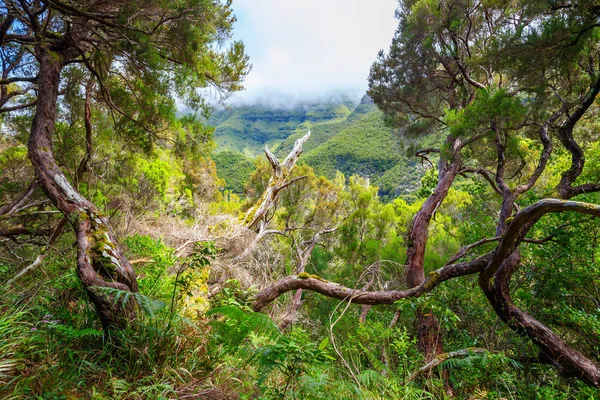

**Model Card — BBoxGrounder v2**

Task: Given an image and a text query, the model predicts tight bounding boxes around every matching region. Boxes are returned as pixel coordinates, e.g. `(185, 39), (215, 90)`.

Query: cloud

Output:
(267, 49), (291, 71)
(228, 0), (398, 105)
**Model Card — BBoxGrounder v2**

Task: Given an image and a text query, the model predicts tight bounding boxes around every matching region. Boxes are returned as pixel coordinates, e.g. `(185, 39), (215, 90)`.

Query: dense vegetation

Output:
(2, 1), (600, 399)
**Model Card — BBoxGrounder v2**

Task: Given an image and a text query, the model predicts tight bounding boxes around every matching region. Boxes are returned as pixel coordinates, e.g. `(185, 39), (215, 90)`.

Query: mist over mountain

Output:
(225, 88), (366, 110)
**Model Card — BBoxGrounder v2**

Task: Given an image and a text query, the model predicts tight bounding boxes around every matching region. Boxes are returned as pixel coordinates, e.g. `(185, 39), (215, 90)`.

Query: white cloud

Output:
(229, 0), (398, 105)
(267, 48), (291, 71)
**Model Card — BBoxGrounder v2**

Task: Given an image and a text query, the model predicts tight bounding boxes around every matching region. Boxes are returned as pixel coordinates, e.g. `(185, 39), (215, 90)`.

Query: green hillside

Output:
(275, 94), (377, 156)
(212, 150), (256, 194)
(211, 94), (427, 199)
(302, 106), (424, 199)
(209, 100), (355, 157)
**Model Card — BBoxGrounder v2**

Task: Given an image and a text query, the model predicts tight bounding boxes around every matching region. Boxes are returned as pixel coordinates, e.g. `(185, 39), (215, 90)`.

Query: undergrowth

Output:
(1, 234), (599, 399)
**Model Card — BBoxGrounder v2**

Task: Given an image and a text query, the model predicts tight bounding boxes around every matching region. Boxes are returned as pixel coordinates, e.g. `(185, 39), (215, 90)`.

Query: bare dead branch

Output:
(243, 130), (311, 230)
(0, 181), (38, 217)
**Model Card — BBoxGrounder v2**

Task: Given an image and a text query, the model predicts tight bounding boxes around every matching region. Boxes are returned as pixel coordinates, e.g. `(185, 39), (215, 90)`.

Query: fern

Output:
(52, 325), (103, 339)
(91, 286), (165, 318)
(441, 355), (478, 369)
(207, 305), (278, 350)
(440, 350), (523, 374)
(357, 369), (380, 386)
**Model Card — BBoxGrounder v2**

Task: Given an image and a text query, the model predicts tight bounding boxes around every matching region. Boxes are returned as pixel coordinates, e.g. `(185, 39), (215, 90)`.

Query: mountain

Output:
(209, 98), (357, 157)
(211, 94), (426, 199)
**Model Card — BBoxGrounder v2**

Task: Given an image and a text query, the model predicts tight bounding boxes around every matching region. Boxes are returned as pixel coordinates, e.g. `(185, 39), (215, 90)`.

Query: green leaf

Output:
(318, 337), (329, 351)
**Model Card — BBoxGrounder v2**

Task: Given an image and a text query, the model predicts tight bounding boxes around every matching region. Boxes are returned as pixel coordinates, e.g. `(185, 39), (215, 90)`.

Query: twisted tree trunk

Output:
(480, 251), (600, 386)
(405, 138), (461, 361)
(478, 199), (600, 386)
(28, 44), (138, 329)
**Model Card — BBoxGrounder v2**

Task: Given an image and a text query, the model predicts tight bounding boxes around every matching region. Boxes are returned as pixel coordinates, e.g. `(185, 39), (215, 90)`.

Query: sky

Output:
(228, 0), (399, 106)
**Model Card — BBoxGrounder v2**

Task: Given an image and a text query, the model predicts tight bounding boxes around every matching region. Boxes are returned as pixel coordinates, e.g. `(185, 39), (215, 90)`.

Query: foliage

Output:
(3, 0), (600, 398)
(172, 242), (217, 318)
(212, 150), (256, 194)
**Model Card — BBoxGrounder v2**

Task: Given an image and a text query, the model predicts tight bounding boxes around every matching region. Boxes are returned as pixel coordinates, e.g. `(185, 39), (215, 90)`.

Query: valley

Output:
(212, 94), (427, 199)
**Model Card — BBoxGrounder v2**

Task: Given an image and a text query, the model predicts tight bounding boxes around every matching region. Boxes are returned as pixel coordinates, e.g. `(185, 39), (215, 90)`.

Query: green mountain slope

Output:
(211, 94), (426, 199)
(210, 100), (355, 157)
(275, 94), (376, 157)
(212, 150), (256, 194)
(302, 102), (424, 199)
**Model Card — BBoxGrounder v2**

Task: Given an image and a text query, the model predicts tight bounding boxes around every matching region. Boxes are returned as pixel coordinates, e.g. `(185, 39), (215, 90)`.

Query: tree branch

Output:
(0, 181), (38, 216)
(459, 167), (502, 196)
(253, 253), (492, 311)
(0, 99), (37, 113)
(515, 112), (561, 196)
(556, 74), (600, 198)
(480, 199), (600, 283)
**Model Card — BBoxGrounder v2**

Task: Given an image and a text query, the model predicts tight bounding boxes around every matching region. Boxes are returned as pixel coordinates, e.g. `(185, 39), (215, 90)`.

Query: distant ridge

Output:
(211, 93), (426, 199)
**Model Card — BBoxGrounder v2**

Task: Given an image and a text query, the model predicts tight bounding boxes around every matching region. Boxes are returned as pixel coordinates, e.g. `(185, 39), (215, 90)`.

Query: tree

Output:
(274, 168), (345, 330)
(0, 0), (249, 328)
(253, 0), (600, 386)
(241, 131), (311, 231)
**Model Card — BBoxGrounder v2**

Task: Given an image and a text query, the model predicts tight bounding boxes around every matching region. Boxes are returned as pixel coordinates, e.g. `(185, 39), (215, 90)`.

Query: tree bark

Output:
(480, 252), (600, 386)
(478, 199), (600, 387)
(555, 75), (600, 199)
(253, 254), (491, 311)
(359, 304), (372, 324)
(405, 138), (461, 361)
(27, 44), (138, 329)
(279, 288), (303, 330)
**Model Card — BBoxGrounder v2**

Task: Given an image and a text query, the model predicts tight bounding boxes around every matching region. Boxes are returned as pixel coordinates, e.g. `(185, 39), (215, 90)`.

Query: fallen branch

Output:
(6, 218), (67, 286)
(231, 226), (287, 262)
(0, 225), (54, 237)
(0, 181), (38, 217)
